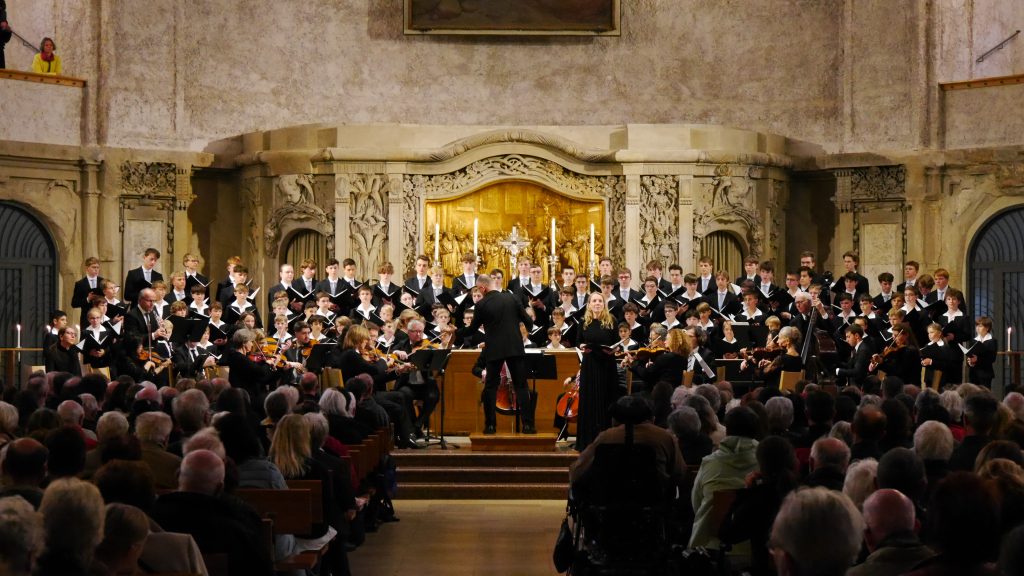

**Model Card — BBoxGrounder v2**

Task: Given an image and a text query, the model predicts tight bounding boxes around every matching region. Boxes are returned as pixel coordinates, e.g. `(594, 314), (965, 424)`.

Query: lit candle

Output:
(15, 324), (20, 349)
(473, 218), (479, 256)
(433, 223), (440, 264)
(589, 224), (595, 262)
(550, 218), (556, 256)
(1009, 326), (1014, 352)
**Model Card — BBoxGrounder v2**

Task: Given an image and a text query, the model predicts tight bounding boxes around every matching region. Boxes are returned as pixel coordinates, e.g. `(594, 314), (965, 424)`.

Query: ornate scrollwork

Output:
(604, 176), (626, 265)
(850, 166), (906, 202)
(426, 129), (617, 163)
(120, 161), (176, 197)
(639, 175), (679, 264)
(693, 165), (763, 257)
(349, 174), (389, 275)
(264, 174), (329, 258)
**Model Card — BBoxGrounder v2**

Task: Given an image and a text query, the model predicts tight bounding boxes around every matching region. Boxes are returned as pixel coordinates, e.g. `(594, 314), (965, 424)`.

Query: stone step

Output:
(392, 451), (576, 468)
(399, 466), (570, 484)
(395, 482), (570, 500)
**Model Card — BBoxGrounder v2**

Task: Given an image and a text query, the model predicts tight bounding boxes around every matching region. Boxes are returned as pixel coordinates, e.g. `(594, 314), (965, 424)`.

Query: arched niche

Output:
(700, 230), (747, 279)
(282, 229), (328, 279)
(0, 202), (58, 348)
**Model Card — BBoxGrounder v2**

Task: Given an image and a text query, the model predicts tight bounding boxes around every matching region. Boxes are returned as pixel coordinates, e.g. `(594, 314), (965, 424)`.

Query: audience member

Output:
(806, 437), (850, 491)
(93, 503), (150, 575)
(769, 487), (864, 576)
(842, 458), (878, 510)
(0, 438), (48, 508)
(83, 410), (129, 478)
(666, 406), (713, 465)
(134, 411), (181, 490)
(948, 393), (998, 471)
(43, 426), (86, 481)
(169, 389), (210, 456)
(850, 406), (885, 461)
(0, 495), (42, 576)
(913, 420), (954, 500)
(847, 489), (935, 576)
(36, 478), (105, 575)
(689, 406), (760, 548)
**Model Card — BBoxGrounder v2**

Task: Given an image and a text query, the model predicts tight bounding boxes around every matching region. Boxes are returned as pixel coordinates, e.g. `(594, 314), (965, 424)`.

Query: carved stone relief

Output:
(119, 161), (177, 254)
(264, 174), (330, 258)
(348, 174), (389, 276)
(401, 154), (623, 273)
(845, 165), (908, 258)
(693, 164), (763, 258)
(639, 175), (679, 265)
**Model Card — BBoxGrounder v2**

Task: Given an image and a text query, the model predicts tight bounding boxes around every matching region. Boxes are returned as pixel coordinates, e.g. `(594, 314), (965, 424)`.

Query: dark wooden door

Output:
(0, 203), (57, 349)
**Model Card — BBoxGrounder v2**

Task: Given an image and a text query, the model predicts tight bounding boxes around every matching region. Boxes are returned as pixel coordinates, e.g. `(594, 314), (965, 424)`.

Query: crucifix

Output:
(498, 226), (531, 279)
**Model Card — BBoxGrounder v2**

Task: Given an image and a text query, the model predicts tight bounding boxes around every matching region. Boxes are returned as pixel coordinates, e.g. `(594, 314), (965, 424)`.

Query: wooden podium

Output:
(428, 349), (581, 436)
(998, 351), (1023, 390)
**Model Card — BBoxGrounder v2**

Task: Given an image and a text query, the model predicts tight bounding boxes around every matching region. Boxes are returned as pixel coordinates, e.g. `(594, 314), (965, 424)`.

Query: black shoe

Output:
(483, 424), (497, 435)
(414, 428), (425, 440)
(522, 424), (537, 434)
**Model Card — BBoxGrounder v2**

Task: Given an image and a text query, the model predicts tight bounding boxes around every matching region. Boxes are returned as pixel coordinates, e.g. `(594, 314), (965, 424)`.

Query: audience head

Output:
(304, 412), (329, 449)
(319, 388), (348, 416)
(861, 489), (916, 552)
(928, 472), (1001, 564)
(214, 412), (262, 464)
(976, 440), (1024, 471)
(805, 391), (835, 425)
(94, 503), (150, 575)
(38, 478), (105, 570)
(877, 447), (927, 504)
(965, 393), (998, 435)
(134, 411), (172, 447)
(95, 411), (129, 444)
(829, 421), (853, 446)
(93, 460), (156, 512)
(756, 436), (798, 492)
(0, 401), (18, 437)
(55, 400), (84, 427)
(173, 389), (210, 435)
(913, 420), (954, 462)
(765, 396), (794, 433)
(269, 414), (311, 478)
(666, 407), (701, 440)
(345, 374), (371, 401)
(2, 438), (48, 487)
(0, 496), (43, 576)
(770, 487), (864, 576)
(842, 458), (878, 510)
(263, 389), (291, 424)
(608, 395), (654, 425)
(724, 406), (759, 439)
(44, 426), (86, 479)
(1002, 391), (1024, 421)
(851, 406), (886, 444)
(178, 449), (224, 495)
(810, 437), (850, 474)
(182, 427), (225, 460)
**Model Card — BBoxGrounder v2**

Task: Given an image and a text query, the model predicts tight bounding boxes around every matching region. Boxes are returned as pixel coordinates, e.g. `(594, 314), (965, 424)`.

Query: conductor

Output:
(458, 274), (537, 434)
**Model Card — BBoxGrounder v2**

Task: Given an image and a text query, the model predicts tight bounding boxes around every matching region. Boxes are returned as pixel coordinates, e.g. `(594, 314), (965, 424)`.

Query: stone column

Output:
(678, 176), (695, 269)
(623, 172), (641, 274)
(333, 174), (351, 261)
(387, 172), (405, 268)
(833, 169), (854, 272)
(80, 159), (102, 259)
(173, 165), (194, 261)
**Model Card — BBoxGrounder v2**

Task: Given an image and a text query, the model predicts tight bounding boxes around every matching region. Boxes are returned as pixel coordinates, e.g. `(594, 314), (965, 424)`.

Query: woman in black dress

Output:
(575, 292), (621, 452)
(759, 326), (804, 388)
(629, 329), (690, 425)
(871, 322), (922, 385)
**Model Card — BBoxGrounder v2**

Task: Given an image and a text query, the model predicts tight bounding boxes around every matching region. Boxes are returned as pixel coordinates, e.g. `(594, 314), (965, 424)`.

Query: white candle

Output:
(15, 324), (20, 349)
(1009, 326), (1014, 352)
(589, 224), (595, 262)
(473, 218), (479, 255)
(550, 218), (556, 255)
(433, 223), (440, 264)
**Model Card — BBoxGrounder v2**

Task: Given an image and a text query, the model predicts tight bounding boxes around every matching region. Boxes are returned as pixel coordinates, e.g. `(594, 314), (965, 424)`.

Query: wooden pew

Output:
(235, 488), (325, 572)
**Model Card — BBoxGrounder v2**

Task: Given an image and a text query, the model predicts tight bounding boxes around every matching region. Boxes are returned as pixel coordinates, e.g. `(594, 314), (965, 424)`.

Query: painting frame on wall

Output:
(404, 0), (621, 36)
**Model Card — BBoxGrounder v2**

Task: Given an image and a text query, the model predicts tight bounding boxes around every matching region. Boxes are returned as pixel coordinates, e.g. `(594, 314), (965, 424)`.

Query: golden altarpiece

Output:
(229, 124), (801, 297)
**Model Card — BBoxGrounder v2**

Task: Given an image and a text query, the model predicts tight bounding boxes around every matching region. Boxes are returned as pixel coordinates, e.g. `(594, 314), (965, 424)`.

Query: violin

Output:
(301, 338), (319, 357)
(137, 349), (165, 363)
(555, 371), (581, 421)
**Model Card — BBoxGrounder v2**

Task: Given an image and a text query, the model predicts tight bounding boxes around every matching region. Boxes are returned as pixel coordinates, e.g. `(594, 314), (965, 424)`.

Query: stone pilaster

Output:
(678, 176), (695, 269)
(623, 171), (641, 274)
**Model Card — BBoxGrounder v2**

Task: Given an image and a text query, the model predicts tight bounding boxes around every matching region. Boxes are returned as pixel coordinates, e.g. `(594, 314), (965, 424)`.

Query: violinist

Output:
(758, 326), (804, 388)
(868, 322), (921, 385)
(329, 324), (421, 448)
(627, 328), (688, 394)
(684, 326), (718, 385)
(394, 319), (441, 439)
(115, 336), (172, 384)
(217, 327), (281, 410)
(171, 320), (218, 380)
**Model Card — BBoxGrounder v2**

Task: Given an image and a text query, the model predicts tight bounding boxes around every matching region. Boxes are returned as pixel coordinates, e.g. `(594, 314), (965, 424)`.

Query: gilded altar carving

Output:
(639, 175), (679, 265)
(402, 154), (623, 274)
(348, 174), (389, 276)
(264, 174), (329, 258)
(693, 164), (762, 258)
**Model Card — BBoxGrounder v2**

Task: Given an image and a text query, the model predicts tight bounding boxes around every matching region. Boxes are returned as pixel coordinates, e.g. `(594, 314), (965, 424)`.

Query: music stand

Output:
(304, 344), (333, 375)
(523, 351), (558, 433)
(407, 348), (453, 449)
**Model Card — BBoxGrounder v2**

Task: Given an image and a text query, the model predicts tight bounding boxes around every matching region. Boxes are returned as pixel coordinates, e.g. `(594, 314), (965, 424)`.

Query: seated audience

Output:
(913, 420), (954, 501)
(93, 503), (150, 575)
(134, 411), (181, 490)
(949, 393), (998, 471)
(842, 458), (878, 510)
(0, 495), (42, 576)
(36, 478), (105, 575)
(805, 437), (850, 491)
(0, 438), (48, 508)
(666, 406), (713, 465)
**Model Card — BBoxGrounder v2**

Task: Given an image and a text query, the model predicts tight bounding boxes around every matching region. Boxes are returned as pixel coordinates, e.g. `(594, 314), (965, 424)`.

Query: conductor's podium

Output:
(428, 349), (581, 436)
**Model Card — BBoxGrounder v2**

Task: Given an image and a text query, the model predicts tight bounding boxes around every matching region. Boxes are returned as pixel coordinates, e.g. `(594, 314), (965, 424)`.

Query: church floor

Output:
(348, 499), (565, 575)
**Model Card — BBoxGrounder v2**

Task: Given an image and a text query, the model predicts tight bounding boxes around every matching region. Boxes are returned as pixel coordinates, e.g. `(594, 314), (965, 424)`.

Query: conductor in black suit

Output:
(458, 274), (537, 434)
(123, 248), (163, 308)
(836, 324), (870, 387)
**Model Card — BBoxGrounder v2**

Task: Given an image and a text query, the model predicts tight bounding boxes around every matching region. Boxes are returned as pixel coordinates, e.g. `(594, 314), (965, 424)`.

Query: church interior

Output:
(2, 1), (1024, 574)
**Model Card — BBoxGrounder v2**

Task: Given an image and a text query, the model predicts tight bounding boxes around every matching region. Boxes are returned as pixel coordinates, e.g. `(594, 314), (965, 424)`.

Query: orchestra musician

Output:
(394, 318), (445, 438)
(626, 328), (688, 395)
(869, 322), (921, 384)
(756, 326), (804, 388)
(217, 327), (282, 412)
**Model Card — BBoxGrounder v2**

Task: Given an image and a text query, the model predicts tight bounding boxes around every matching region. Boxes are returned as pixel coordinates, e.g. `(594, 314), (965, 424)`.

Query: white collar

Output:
(744, 308), (762, 317)
(977, 333), (993, 342)
(629, 321), (642, 330)
(662, 319), (680, 328)
(944, 310), (963, 319)
(231, 301), (249, 311)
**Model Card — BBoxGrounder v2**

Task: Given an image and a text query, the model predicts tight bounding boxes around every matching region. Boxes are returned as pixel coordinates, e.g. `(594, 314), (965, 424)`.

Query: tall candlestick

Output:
(15, 324), (20, 349)
(589, 224), (595, 262)
(473, 218), (479, 256)
(433, 223), (440, 265)
(550, 218), (556, 256)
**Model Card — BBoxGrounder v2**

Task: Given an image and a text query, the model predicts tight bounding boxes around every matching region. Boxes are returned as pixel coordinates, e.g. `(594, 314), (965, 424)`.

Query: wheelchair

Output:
(566, 431), (678, 575)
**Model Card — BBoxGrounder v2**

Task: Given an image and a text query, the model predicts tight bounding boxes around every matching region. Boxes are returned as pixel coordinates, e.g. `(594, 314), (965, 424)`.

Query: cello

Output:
(495, 361), (517, 415)
(555, 371), (581, 421)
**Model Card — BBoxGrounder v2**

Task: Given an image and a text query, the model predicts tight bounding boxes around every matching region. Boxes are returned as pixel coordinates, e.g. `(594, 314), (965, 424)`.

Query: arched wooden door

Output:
(700, 231), (745, 277)
(0, 203), (58, 348)
(968, 206), (1024, 390)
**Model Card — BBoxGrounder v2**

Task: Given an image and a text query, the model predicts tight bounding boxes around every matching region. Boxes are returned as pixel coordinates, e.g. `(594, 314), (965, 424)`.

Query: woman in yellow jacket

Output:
(31, 36), (61, 75)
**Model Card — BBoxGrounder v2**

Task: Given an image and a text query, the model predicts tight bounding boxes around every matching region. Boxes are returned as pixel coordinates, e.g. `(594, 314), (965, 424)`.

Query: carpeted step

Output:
(399, 466), (570, 484)
(395, 482), (570, 500)
(392, 451), (576, 468)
